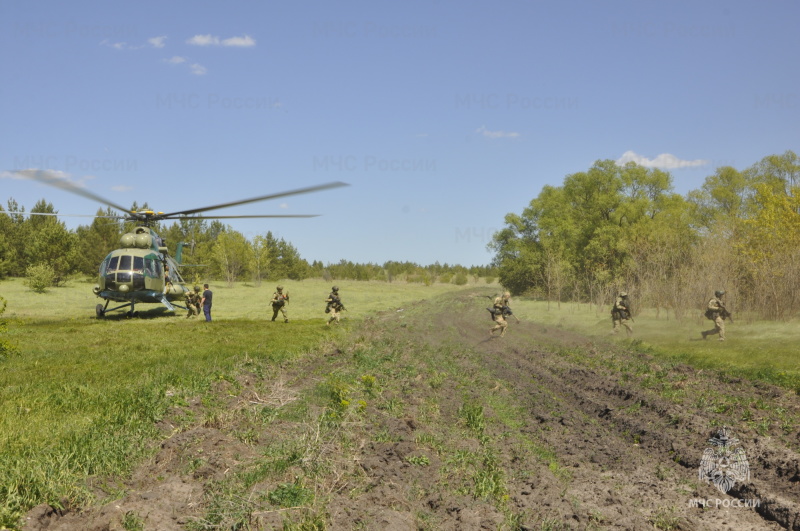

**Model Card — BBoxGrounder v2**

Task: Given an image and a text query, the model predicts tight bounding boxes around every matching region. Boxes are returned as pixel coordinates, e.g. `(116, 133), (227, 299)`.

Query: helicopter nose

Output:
(118, 284), (130, 293)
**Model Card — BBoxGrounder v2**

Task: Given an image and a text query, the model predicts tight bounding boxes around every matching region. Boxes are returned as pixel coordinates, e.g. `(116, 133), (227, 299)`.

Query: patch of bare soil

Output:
(23, 290), (800, 530)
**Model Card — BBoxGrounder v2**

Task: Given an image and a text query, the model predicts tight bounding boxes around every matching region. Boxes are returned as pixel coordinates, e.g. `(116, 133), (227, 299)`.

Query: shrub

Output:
(453, 272), (468, 285)
(0, 296), (18, 361)
(24, 263), (56, 293)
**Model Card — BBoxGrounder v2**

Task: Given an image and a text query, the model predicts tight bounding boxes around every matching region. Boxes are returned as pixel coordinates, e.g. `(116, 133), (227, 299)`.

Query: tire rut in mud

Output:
(428, 292), (800, 530)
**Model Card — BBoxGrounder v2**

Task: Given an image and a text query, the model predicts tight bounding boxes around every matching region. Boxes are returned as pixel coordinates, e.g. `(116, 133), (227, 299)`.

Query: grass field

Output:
(511, 299), (800, 391)
(0, 277), (483, 527)
(0, 276), (487, 320)
(2, 277), (800, 528)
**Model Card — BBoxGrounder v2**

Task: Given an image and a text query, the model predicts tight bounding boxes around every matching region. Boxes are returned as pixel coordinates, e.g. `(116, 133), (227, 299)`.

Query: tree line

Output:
(489, 150), (800, 320)
(0, 203), (497, 287)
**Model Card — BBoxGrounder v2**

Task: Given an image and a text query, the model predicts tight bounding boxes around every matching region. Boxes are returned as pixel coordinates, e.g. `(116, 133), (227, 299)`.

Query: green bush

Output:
(0, 297), (18, 362)
(453, 272), (468, 285)
(24, 263), (56, 293)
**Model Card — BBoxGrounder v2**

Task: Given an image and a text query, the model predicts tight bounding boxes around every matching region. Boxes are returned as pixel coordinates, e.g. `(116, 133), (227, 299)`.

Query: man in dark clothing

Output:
(200, 283), (213, 322)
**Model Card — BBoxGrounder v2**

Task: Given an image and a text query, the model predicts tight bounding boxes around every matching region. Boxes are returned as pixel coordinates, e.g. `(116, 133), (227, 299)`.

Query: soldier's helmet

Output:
(715, 290), (725, 297)
(194, 285), (201, 292)
(332, 286), (339, 292)
(619, 291), (628, 298)
(277, 286), (283, 291)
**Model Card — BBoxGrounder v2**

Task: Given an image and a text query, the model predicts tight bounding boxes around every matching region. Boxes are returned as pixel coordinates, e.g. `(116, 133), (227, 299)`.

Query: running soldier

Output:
(271, 285), (290, 323)
(489, 291), (512, 338)
(611, 292), (633, 336)
(325, 286), (344, 326)
(702, 290), (730, 341)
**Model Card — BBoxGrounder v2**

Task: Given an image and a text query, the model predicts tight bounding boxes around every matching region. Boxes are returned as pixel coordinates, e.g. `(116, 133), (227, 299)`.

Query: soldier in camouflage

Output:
(702, 290), (728, 341)
(611, 292), (633, 336)
(489, 291), (512, 338)
(325, 286), (344, 326)
(185, 286), (200, 318)
(271, 286), (290, 323)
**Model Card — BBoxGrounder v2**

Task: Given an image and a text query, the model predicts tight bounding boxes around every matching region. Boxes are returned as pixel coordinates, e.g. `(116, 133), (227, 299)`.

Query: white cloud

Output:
(221, 35), (256, 47)
(190, 63), (207, 75)
(616, 150), (709, 169)
(164, 56), (187, 64)
(111, 185), (133, 192)
(187, 34), (220, 46)
(148, 35), (167, 48)
(100, 40), (130, 50)
(102, 37), (166, 50)
(475, 125), (520, 139)
(186, 34), (256, 47)
(279, 203), (288, 209)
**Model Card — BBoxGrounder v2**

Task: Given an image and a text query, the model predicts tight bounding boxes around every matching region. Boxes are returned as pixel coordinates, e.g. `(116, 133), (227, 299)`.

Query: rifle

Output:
(485, 294), (519, 323)
(326, 296), (347, 312)
(720, 307), (733, 323)
(488, 305), (519, 323)
(611, 307), (634, 323)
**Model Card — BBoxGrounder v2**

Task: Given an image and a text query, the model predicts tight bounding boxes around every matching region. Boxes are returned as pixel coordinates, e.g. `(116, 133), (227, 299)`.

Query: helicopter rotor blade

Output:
(1, 211), (123, 219)
(169, 214), (319, 220)
(11, 169), (133, 215)
(159, 181), (349, 218)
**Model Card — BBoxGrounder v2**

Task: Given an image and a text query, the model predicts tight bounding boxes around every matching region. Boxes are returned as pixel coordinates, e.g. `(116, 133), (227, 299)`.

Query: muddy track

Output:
(430, 293), (800, 530)
(22, 290), (800, 530)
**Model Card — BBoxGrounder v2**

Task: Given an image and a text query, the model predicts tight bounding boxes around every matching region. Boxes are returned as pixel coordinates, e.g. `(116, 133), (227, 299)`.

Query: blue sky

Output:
(2, 0), (798, 267)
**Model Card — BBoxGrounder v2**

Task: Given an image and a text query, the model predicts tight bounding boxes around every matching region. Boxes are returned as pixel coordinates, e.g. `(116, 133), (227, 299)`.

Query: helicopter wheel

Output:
(95, 304), (105, 318)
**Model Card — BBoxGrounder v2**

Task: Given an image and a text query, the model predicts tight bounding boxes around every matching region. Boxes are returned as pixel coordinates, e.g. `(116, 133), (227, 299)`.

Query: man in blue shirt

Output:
(200, 284), (213, 322)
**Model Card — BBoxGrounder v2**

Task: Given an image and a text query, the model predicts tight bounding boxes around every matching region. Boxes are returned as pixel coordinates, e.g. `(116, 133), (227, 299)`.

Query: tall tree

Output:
(71, 208), (124, 276)
(211, 228), (252, 286)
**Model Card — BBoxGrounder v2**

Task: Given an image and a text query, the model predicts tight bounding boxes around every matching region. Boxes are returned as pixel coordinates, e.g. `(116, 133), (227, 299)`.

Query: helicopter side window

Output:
(144, 258), (154, 278)
(153, 260), (163, 278)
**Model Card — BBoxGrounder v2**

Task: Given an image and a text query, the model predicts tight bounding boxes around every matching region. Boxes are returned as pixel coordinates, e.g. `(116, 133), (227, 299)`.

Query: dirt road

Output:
(23, 290), (800, 530)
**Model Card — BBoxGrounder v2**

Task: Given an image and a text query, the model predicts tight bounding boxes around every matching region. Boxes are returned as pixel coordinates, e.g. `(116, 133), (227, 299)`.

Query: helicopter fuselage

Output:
(94, 226), (187, 309)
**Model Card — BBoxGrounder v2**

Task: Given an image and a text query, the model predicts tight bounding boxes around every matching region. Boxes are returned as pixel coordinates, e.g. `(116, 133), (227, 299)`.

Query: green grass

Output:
(0, 317), (334, 528)
(3, 278), (800, 528)
(0, 276), (489, 321)
(511, 299), (800, 392)
(0, 276), (480, 528)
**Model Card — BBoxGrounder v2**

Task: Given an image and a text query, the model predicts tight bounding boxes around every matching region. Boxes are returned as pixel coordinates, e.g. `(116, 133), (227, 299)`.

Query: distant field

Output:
(0, 276), (495, 321)
(512, 299), (800, 391)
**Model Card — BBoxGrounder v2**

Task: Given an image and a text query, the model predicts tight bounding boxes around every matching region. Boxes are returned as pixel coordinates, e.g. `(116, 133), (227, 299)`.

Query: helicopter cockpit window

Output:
(132, 256), (145, 289)
(107, 256), (119, 272)
(119, 255), (132, 271)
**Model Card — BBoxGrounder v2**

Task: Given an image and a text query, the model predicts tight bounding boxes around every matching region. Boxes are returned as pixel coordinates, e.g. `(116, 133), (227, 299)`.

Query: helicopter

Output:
(9, 169), (348, 318)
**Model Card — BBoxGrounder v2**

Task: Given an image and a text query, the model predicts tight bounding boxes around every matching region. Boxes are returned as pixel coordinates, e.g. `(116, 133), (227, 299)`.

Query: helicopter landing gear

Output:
(96, 304), (105, 318)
